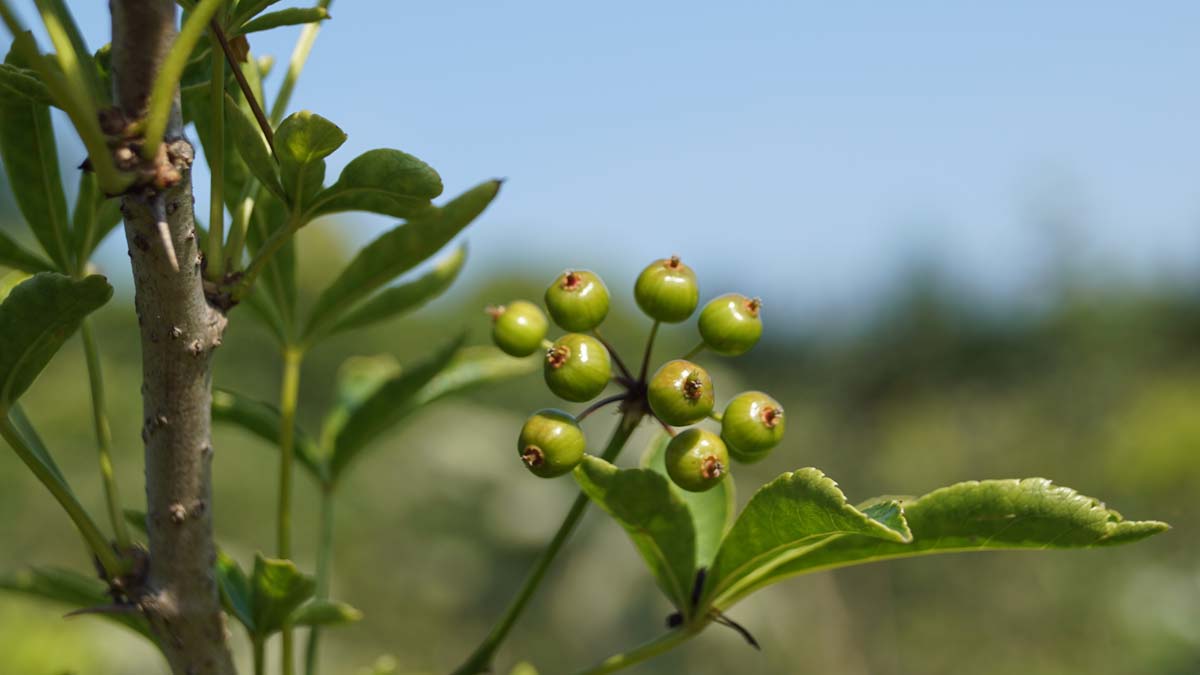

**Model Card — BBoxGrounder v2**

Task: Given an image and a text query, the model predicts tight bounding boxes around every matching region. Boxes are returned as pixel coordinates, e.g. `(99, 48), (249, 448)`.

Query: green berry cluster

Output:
(489, 257), (785, 493)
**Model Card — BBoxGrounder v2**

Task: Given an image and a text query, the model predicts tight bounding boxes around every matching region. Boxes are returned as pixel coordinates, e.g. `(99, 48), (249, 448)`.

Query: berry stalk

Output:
(451, 404), (646, 675)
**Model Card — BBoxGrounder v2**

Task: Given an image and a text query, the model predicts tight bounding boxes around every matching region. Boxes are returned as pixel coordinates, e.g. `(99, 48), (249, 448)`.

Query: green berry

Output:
(634, 256), (699, 323)
(721, 391), (785, 463)
(544, 269), (610, 331)
(698, 293), (762, 355)
(489, 301), (548, 357)
(647, 359), (714, 426)
(518, 409), (586, 478)
(543, 333), (612, 402)
(665, 428), (729, 492)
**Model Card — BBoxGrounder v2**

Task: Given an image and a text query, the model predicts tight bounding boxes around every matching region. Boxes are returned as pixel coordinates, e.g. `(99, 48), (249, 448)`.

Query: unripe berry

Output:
(543, 333), (612, 402)
(544, 269), (610, 331)
(647, 359), (714, 426)
(665, 428), (729, 492)
(518, 409), (586, 478)
(634, 256), (699, 323)
(488, 301), (548, 357)
(698, 293), (762, 355)
(721, 391), (785, 463)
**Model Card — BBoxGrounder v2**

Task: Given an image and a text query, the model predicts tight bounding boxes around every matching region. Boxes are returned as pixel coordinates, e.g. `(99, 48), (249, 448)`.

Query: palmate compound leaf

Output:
(0, 273), (112, 408)
(574, 456), (698, 616)
(640, 432), (735, 570)
(702, 473), (1170, 612)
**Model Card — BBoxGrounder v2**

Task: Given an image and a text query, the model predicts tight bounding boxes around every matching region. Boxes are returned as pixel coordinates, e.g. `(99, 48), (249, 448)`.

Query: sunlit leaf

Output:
(641, 432), (735, 569)
(0, 62), (52, 105)
(328, 245), (467, 336)
(306, 148), (443, 220)
(238, 7), (330, 35)
(250, 554), (315, 636)
(275, 110), (346, 208)
(225, 93), (285, 201)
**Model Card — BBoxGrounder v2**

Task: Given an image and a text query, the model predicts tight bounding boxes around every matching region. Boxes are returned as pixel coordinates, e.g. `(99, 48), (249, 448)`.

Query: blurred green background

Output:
(0, 210), (1196, 674)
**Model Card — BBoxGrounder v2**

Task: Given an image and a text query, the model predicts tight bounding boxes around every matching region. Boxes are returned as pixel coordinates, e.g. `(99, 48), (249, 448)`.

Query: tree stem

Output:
(112, 1), (234, 672)
(451, 406), (645, 675)
(80, 319), (131, 548)
(277, 345), (305, 675)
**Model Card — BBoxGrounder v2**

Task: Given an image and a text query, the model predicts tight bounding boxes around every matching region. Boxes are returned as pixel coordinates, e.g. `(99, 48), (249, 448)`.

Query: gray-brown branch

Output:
(112, 2), (235, 673)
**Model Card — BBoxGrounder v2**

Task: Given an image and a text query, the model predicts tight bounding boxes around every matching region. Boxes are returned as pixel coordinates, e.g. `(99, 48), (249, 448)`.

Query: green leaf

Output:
(307, 148), (444, 220)
(290, 599), (363, 627)
(0, 47), (71, 269)
(217, 551), (255, 632)
(0, 230), (53, 273)
(410, 345), (540, 404)
(330, 335), (464, 480)
(640, 433), (735, 569)
(275, 111), (346, 208)
(230, 0), (283, 27)
(0, 273), (112, 407)
(8, 403), (69, 488)
(238, 7), (330, 35)
(0, 62), (53, 105)
(302, 181), (500, 341)
(211, 388), (326, 482)
(0, 566), (154, 639)
(328, 244), (468, 336)
(574, 456), (697, 615)
(224, 93), (286, 201)
(699, 468), (913, 610)
(724, 477), (1171, 609)
(250, 554), (316, 637)
(245, 190), (297, 322)
(71, 170), (122, 265)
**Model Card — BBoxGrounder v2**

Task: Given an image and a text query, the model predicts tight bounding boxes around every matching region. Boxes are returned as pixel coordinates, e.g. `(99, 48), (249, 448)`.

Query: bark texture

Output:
(112, 2), (235, 673)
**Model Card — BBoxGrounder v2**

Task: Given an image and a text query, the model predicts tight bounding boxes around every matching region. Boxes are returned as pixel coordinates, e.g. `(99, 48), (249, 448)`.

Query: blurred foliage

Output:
(0, 187), (1197, 673)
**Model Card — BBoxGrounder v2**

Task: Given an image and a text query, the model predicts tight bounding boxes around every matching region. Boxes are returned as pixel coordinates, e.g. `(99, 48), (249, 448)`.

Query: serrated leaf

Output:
(303, 181), (500, 341)
(700, 468), (912, 610)
(238, 7), (330, 35)
(330, 335), (464, 480)
(328, 244), (467, 336)
(212, 388), (326, 482)
(251, 554), (316, 637)
(290, 599), (362, 627)
(0, 273), (112, 407)
(0, 566), (154, 639)
(0, 230), (53, 273)
(0, 62), (52, 105)
(307, 148), (444, 220)
(640, 433), (735, 570)
(0, 47), (70, 269)
(275, 111), (346, 208)
(719, 477), (1171, 609)
(574, 456), (697, 615)
(225, 93), (286, 201)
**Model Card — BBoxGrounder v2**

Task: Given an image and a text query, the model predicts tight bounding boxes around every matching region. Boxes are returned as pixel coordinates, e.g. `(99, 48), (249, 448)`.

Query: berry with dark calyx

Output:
(721, 391), (785, 463)
(545, 269), (610, 331)
(543, 333), (612, 402)
(489, 300), (548, 357)
(634, 255), (699, 323)
(698, 293), (763, 355)
(518, 409), (586, 477)
(665, 428), (730, 492)
(647, 359), (714, 426)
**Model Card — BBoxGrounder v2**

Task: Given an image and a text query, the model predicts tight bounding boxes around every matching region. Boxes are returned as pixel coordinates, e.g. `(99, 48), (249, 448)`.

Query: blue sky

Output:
(9, 1), (1200, 317)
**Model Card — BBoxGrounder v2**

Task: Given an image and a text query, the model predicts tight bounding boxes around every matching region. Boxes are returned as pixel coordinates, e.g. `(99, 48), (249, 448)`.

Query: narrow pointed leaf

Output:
(307, 148), (444, 220)
(700, 468), (912, 610)
(225, 93), (286, 201)
(409, 345), (540, 405)
(722, 478), (1171, 609)
(0, 230), (53, 273)
(0, 47), (70, 269)
(0, 566), (153, 639)
(0, 63), (53, 105)
(331, 335), (464, 480)
(328, 244), (468, 336)
(289, 599), (363, 627)
(238, 7), (330, 35)
(250, 554), (316, 637)
(231, 0), (284, 27)
(574, 456), (697, 614)
(71, 171), (122, 265)
(9, 403), (69, 488)
(212, 388), (326, 482)
(303, 181), (500, 341)
(640, 432), (735, 569)
(0, 273), (112, 407)
(275, 111), (346, 208)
